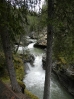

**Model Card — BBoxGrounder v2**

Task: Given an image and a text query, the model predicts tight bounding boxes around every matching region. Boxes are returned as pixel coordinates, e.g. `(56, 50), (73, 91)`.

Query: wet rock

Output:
(42, 54), (74, 96)
(24, 54), (35, 66)
(53, 62), (74, 96)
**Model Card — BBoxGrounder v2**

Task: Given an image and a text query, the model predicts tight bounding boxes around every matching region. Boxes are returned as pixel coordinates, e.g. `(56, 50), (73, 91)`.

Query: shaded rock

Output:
(34, 43), (46, 49)
(24, 54), (35, 66)
(42, 54), (74, 96)
(53, 63), (74, 96)
(42, 54), (46, 70)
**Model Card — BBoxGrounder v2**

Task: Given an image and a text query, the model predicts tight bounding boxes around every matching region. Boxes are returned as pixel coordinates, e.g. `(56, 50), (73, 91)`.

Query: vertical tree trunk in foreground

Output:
(43, 0), (54, 99)
(0, 0), (21, 92)
(0, 31), (21, 92)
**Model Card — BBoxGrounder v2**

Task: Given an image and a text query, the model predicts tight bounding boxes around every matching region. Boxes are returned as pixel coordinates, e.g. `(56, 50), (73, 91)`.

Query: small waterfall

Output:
(23, 42), (74, 99)
(24, 55), (45, 88)
(28, 43), (35, 49)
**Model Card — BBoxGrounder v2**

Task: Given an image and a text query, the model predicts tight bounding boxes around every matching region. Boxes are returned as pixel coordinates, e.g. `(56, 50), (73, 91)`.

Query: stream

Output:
(19, 40), (74, 99)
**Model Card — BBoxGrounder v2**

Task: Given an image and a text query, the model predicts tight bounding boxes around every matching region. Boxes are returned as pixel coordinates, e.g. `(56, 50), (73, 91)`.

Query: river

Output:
(19, 41), (74, 99)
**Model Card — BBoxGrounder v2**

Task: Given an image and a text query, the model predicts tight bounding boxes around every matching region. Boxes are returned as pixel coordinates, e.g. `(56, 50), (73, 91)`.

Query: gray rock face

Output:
(53, 63), (74, 96)
(34, 32), (47, 49)
(30, 28), (47, 49)
(42, 55), (74, 96)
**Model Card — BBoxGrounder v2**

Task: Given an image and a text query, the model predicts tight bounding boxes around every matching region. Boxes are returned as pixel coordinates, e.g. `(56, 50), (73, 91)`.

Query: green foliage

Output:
(0, 0), (28, 45)
(25, 89), (39, 99)
(53, 0), (74, 64)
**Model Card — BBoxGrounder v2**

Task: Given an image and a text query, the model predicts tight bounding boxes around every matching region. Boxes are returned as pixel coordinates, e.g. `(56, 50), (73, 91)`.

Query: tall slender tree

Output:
(0, 0), (21, 92)
(43, 0), (54, 99)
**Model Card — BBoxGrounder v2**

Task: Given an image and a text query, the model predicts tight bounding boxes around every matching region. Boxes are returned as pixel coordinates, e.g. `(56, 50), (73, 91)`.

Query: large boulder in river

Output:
(34, 37), (47, 49)
(34, 27), (47, 49)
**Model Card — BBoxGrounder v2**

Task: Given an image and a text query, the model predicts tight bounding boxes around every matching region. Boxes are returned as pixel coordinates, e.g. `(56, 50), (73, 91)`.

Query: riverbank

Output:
(23, 41), (74, 99)
(0, 51), (39, 99)
(42, 54), (74, 96)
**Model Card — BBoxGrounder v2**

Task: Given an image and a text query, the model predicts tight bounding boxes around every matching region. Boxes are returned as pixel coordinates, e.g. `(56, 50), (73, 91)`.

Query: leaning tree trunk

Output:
(0, 31), (21, 92)
(43, 0), (54, 99)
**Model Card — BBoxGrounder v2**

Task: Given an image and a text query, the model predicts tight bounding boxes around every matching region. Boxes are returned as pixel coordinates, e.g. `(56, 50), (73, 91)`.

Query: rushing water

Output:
(22, 42), (74, 99)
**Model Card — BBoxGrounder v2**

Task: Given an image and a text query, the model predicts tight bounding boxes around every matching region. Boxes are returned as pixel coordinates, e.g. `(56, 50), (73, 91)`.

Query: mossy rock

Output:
(58, 57), (67, 64)
(25, 89), (39, 99)
(1, 76), (10, 83)
(17, 80), (25, 89)
(13, 54), (24, 81)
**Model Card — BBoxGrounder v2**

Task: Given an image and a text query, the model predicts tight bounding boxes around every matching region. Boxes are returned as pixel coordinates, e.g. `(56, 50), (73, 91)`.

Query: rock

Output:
(29, 31), (38, 39)
(24, 53), (35, 66)
(42, 54), (46, 70)
(30, 28), (47, 49)
(42, 54), (74, 96)
(34, 33), (47, 49)
(53, 62), (74, 96)
(34, 43), (46, 49)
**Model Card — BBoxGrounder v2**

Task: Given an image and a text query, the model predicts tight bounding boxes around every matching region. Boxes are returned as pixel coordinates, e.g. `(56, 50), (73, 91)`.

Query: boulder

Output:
(24, 54), (35, 66)
(34, 34), (47, 49)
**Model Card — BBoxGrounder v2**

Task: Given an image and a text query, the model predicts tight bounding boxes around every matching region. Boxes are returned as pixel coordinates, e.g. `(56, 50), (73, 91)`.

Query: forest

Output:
(0, 0), (74, 99)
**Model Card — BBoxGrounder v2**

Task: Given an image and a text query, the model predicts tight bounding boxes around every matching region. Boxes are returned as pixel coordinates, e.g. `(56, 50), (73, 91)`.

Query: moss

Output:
(17, 79), (25, 89)
(13, 54), (24, 81)
(1, 76), (10, 83)
(0, 53), (25, 83)
(59, 57), (67, 64)
(25, 89), (39, 99)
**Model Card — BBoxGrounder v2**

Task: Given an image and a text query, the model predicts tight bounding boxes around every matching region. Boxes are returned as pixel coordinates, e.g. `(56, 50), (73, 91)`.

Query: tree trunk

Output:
(43, 0), (54, 99)
(0, 0), (21, 93)
(0, 31), (21, 93)
(14, 34), (22, 54)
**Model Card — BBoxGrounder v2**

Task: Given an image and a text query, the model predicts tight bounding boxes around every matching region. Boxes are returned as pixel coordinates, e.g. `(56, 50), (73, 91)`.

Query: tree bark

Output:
(14, 34), (22, 54)
(43, 0), (54, 99)
(0, 0), (21, 93)
(0, 31), (21, 93)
